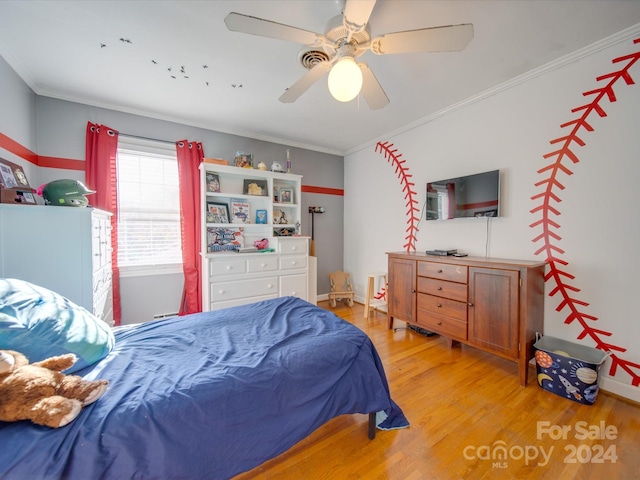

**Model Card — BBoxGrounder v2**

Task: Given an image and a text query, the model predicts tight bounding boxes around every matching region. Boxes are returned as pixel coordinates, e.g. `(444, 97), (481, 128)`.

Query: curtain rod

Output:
(119, 133), (176, 145)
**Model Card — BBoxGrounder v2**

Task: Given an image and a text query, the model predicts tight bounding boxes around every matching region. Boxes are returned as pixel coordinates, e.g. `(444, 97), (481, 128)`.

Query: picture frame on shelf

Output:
(243, 179), (268, 196)
(279, 187), (294, 204)
(206, 172), (221, 193)
(256, 209), (267, 224)
(207, 227), (244, 252)
(234, 153), (253, 169)
(231, 198), (251, 224)
(206, 201), (229, 224)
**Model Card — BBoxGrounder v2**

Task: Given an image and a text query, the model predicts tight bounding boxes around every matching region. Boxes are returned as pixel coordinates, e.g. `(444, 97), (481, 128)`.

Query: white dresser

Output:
(203, 236), (309, 311)
(0, 204), (114, 325)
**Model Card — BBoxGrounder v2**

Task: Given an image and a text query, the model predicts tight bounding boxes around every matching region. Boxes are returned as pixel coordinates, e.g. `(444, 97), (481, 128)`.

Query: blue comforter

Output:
(0, 296), (408, 479)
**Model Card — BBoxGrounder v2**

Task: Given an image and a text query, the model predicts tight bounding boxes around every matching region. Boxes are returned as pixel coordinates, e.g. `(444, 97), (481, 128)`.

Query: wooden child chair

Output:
(327, 271), (355, 308)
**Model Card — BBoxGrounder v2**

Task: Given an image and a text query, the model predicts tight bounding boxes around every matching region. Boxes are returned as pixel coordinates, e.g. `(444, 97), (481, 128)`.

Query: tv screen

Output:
(426, 170), (500, 220)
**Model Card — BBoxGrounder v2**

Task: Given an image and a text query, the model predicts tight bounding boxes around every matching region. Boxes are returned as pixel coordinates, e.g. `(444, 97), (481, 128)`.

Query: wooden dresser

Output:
(387, 252), (546, 386)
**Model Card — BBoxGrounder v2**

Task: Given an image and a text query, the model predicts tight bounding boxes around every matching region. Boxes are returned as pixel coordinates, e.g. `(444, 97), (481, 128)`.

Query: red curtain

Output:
(176, 140), (204, 315)
(85, 122), (121, 325)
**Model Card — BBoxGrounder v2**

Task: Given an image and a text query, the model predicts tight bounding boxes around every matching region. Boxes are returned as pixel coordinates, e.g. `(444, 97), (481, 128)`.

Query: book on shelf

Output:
(206, 227), (244, 252)
(230, 198), (250, 224)
(255, 209), (267, 224)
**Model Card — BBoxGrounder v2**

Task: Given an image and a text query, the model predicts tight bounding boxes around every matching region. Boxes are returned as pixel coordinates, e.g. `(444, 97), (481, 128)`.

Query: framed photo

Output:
(279, 187), (294, 204)
(206, 172), (221, 193)
(243, 179), (268, 196)
(206, 201), (229, 224)
(231, 198), (251, 224)
(255, 209), (267, 224)
(234, 153), (253, 168)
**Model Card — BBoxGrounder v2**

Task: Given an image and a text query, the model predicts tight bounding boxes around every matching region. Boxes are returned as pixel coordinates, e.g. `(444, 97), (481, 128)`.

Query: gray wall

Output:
(0, 55), (38, 182)
(32, 96), (344, 322)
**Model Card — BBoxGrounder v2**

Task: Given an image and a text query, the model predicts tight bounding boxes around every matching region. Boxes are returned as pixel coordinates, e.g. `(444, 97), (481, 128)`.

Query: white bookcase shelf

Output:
(199, 163), (309, 311)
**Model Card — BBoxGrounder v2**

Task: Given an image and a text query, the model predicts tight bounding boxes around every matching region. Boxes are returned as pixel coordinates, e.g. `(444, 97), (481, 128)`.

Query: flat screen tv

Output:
(426, 169), (500, 220)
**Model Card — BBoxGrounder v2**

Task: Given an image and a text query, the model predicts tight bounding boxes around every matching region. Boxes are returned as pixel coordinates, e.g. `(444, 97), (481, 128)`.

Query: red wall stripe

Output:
(1, 131), (85, 170)
(302, 185), (344, 196)
(38, 156), (85, 170)
(2, 131), (344, 192)
(0, 132), (39, 164)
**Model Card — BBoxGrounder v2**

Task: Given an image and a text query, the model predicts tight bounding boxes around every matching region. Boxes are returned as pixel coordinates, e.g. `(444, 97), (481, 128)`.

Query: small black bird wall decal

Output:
(100, 43), (106, 48)
(119, 38), (132, 44)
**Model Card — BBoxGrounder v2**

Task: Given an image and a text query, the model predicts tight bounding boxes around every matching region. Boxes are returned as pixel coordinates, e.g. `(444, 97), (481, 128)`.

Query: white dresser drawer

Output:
(247, 255), (278, 273)
(280, 274), (308, 300)
(209, 258), (247, 277)
(279, 255), (307, 271)
(211, 276), (278, 301)
(279, 238), (308, 255)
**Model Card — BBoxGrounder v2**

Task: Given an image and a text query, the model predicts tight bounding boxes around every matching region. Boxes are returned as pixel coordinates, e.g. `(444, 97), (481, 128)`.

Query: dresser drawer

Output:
(417, 293), (467, 321)
(209, 258), (247, 277)
(280, 273), (308, 300)
(418, 261), (468, 283)
(279, 239), (308, 255)
(211, 276), (278, 301)
(417, 277), (467, 302)
(279, 255), (307, 271)
(416, 311), (468, 340)
(247, 256), (278, 273)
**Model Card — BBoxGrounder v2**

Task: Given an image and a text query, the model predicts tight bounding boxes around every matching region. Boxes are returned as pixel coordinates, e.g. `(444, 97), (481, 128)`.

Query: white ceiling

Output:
(1, 1), (639, 155)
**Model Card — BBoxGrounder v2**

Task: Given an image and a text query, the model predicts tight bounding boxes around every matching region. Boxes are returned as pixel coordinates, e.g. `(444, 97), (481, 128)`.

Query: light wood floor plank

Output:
(234, 301), (640, 479)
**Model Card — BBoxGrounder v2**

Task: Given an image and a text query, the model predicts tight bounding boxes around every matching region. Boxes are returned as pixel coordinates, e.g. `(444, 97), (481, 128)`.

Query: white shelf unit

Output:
(199, 163), (309, 311)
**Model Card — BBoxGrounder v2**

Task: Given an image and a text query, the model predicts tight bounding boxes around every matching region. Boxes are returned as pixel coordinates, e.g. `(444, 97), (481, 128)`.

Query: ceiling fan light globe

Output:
(328, 57), (363, 102)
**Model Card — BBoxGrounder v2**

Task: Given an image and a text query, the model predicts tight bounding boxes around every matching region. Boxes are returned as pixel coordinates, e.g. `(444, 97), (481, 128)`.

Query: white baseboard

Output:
(600, 376), (640, 403)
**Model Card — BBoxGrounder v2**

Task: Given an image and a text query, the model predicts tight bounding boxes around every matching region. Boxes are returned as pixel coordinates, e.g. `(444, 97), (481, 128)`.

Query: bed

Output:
(0, 285), (408, 480)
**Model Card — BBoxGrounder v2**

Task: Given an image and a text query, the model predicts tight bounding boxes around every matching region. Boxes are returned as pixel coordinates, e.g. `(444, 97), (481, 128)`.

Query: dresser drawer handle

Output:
(261, 263), (266, 268)
(219, 290), (226, 295)
(437, 286), (442, 291)
(437, 269), (443, 273)
(437, 303), (442, 308)
(226, 266), (232, 271)
(267, 284), (274, 289)
(437, 321), (442, 325)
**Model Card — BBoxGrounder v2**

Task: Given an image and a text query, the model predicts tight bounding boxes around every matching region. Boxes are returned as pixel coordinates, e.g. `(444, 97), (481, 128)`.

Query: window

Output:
(116, 137), (182, 273)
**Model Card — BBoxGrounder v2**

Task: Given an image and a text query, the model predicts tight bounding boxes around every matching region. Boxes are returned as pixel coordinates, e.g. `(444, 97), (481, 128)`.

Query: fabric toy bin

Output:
(533, 334), (608, 405)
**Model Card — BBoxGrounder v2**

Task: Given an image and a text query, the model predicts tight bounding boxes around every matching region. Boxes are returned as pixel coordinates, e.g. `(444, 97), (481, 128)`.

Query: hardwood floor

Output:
(235, 301), (640, 479)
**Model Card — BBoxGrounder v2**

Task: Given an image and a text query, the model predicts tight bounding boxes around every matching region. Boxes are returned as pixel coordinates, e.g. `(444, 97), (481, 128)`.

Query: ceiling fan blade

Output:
(225, 12), (322, 46)
(343, 0), (377, 33)
(279, 62), (332, 103)
(359, 63), (389, 110)
(371, 23), (474, 55)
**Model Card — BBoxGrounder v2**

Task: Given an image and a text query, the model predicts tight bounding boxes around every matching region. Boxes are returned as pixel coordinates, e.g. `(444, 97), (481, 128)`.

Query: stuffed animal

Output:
(0, 350), (109, 428)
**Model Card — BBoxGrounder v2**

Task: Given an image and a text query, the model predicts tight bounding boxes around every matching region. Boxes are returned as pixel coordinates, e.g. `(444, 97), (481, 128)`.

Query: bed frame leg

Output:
(368, 412), (376, 439)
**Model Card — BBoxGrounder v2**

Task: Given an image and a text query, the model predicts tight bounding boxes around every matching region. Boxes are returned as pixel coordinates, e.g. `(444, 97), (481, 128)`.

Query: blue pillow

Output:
(0, 278), (115, 373)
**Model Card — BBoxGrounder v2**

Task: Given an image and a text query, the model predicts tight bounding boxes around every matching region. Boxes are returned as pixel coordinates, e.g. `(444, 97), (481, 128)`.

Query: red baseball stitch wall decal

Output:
(375, 141), (420, 253)
(530, 37), (640, 387)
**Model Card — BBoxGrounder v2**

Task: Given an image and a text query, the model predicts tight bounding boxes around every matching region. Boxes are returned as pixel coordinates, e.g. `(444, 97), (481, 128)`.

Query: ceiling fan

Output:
(224, 0), (473, 110)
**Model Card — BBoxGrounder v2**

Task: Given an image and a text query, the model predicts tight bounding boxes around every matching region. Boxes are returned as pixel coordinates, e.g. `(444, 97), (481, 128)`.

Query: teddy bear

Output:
(0, 350), (109, 428)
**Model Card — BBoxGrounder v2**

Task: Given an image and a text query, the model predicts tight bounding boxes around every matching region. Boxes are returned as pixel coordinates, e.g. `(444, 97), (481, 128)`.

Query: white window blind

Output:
(116, 138), (182, 268)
